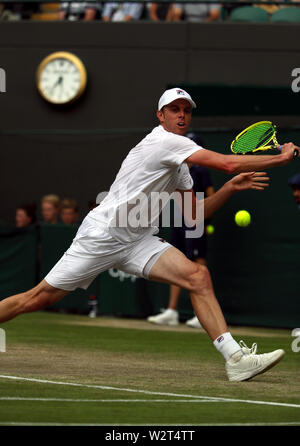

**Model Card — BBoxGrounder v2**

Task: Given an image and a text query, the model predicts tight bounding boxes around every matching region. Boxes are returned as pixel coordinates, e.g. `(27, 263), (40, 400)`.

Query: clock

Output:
(36, 51), (87, 105)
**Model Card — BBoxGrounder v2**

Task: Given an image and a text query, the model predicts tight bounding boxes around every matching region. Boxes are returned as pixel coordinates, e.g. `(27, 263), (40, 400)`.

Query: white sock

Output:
(213, 332), (242, 361)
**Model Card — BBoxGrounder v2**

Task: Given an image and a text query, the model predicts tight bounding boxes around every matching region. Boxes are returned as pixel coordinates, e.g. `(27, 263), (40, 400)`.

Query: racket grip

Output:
(277, 145), (299, 158)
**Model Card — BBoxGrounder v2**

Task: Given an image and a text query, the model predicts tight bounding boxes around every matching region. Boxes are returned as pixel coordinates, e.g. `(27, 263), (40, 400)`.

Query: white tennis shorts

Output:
(44, 216), (171, 291)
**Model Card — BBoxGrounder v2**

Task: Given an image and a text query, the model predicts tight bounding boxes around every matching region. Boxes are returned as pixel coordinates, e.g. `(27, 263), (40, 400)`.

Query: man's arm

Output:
(186, 143), (298, 174)
(176, 172), (269, 224)
(202, 172), (269, 219)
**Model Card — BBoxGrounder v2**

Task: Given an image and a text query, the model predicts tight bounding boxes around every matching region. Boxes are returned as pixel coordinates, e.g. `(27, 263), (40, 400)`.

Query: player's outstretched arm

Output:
(186, 143), (298, 174)
(202, 171), (269, 219)
(177, 172), (269, 224)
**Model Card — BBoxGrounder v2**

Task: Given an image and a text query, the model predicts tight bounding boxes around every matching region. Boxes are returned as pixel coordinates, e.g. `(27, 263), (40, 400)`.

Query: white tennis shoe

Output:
(186, 316), (202, 328)
(239, 340), (257, 355)
(147, 309), (179, 326)
(226, 343), (285, 382)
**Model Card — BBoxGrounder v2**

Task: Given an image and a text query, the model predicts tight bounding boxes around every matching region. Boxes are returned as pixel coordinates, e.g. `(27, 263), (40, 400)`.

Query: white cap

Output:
(158, 88), (197, 111)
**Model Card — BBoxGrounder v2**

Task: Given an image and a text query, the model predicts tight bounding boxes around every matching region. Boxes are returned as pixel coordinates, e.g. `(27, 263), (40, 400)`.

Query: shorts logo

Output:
(159, 238), (166, 243)
(217, 336), (224, 343)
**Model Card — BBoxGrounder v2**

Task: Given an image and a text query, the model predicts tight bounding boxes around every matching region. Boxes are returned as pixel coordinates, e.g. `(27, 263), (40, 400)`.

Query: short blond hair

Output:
(60, 198), (78, 212)
(41, 194), (60, 208)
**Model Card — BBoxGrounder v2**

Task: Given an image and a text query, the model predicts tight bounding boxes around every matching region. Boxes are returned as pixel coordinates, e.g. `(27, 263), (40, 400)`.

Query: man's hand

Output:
(280, 143), (299, 163)
(229, 172), (270, 192)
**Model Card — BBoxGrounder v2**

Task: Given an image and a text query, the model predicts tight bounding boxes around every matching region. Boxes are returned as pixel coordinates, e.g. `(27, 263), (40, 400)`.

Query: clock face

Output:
(36, 52), (87, 104)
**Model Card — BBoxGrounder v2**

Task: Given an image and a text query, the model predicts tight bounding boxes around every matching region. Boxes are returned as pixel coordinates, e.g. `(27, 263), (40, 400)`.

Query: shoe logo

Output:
(217, 335), (224, 343)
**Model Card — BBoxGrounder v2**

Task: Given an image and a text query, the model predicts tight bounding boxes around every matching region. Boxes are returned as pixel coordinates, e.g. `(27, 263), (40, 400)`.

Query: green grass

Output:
(0, 312), (299, 426)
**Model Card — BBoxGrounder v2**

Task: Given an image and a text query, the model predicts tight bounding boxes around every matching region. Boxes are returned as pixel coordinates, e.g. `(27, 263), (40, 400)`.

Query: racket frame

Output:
(231, 120), (280, 154)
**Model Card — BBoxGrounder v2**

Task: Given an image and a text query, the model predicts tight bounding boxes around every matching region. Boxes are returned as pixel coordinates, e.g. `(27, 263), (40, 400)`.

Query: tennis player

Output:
(0, 88), (298, 382)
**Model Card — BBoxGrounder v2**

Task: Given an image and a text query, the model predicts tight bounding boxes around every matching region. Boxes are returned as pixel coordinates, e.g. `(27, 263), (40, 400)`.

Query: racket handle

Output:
(277, 145), (299, 158)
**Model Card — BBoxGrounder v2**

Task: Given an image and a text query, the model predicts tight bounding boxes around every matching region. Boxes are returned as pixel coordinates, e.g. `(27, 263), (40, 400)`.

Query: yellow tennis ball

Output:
(235, 210), (251, 227)
(206, 224), (215, 235)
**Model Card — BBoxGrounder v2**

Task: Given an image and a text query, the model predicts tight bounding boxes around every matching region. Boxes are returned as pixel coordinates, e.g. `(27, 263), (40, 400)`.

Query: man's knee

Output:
(21, 281), (68, 314)
(188, 264), (211, 294)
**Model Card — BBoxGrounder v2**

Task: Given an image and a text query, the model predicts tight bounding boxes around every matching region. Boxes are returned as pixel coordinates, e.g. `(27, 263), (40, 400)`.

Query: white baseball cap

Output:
(158, 87), (197, 111)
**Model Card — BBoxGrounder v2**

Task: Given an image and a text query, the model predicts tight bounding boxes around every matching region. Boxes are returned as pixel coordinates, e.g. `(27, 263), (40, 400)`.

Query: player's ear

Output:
(156, 109), (163, 123)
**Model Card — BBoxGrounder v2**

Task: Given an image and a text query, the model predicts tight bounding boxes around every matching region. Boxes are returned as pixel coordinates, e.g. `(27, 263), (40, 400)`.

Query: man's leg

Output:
(148, 247), (285, 381)
(147, 257), (206, 326)
(0, 280), (69, 323)
(149, 247), (228, 341)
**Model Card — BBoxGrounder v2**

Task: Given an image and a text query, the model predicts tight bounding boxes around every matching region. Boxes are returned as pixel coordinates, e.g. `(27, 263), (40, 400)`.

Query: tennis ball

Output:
(235, 210), (251, 227)
(206, 224), (215, 235)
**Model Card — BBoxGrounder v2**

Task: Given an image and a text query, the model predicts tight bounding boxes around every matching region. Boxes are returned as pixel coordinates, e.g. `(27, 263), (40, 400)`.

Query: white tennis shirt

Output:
(88, 125), (203, 243)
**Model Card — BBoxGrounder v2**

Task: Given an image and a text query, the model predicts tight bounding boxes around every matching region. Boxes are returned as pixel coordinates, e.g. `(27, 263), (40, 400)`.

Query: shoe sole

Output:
(147, 320), (179, 326)
(186, 323), (202, 328)
(228, 349), (285, 382)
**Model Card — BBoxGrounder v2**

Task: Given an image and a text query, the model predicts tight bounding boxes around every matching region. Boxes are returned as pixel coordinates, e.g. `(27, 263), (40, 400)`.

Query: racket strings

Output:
(233, 124), (275, 154)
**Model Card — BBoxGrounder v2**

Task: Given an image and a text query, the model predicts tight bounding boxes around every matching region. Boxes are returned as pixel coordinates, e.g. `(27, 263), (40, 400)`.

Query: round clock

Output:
(36, 51), (87, 105)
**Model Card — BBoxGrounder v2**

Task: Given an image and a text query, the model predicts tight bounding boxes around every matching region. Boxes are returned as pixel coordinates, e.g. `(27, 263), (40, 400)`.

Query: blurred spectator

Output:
(288, 173), (300, 209)
(254, 0), (293, 14)
(60, 198), (79, 225)
(59, 2), (102, 21)
(149, 3), (179, 21)
(102, 2), (144, 21)
(173, 2), (220, 22)
(15, 203), (37, 228)
(41, 194), (60, 224)
(0, 2), (39, 20)
(255, 0), (281, 14)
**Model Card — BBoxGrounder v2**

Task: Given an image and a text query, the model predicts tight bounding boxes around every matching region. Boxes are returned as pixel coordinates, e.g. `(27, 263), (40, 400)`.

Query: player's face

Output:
(156, 99), (192, 136)
(292, 186), (300, 204)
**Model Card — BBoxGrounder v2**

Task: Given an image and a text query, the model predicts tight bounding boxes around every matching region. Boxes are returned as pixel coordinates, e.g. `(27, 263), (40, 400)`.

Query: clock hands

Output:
(50, 76), (63, 95)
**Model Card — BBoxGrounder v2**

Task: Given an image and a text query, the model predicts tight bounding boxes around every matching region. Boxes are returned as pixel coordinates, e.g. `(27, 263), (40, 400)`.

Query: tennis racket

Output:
(231, 121), (298, 158)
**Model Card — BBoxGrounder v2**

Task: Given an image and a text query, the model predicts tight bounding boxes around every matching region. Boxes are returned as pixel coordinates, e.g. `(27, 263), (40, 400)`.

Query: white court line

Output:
(0, 374), (299, 409)
(0, 397), (222, 403)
